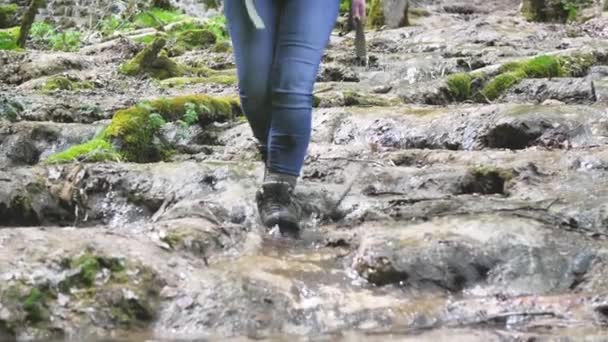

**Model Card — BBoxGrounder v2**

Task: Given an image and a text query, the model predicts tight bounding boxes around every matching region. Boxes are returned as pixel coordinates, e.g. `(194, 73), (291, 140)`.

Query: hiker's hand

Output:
(352, 0), (366, 20)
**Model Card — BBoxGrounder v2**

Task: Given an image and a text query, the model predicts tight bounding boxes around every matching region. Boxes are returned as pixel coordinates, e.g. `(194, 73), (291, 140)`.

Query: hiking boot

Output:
(256, 181), (302, 235)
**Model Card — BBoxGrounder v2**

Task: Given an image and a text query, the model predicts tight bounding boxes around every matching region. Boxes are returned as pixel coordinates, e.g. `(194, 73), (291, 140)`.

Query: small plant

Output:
(446, 73), (472, 102)
(183, 102), (199, 125)
(134, 7), (186, 28)
(561, 0), (578, 22)
(29, 22), (83, 51)
(149, 112), (166, 130)
(100, 14), (126, 37)
(30, 21), (54, 43)
(49, 29), (82, 51)
(205, 15), (229, 41)
(0, 27), (19, 50)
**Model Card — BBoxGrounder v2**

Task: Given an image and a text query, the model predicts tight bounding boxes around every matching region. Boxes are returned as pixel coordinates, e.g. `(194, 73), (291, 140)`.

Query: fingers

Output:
(353, 1), (366, 20)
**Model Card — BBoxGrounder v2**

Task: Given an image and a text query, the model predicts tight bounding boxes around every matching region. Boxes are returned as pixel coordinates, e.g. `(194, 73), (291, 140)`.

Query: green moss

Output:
(40, 76), (94, 92)
(120, 35), (184, 79)
(23, 287), (49, 323)
(211, 40), (231, 53)
(49, 94), (240, 163)
(480, 70), (525, 101)
(203, 15), (229, 42)
(0, 26), (20, 50)
(473, 165), (514, 181)
(479, 55), (563, 101)
(446, 73), (472, 101)
(45, 138), (121, 164)
(178, 28), (216, 47)
(521, 55), (563, 78)
(168, 18), (228, 55)
(72, 254), (102, 287)
(107, 94), (238, 162)
(134, 34), (156, 45)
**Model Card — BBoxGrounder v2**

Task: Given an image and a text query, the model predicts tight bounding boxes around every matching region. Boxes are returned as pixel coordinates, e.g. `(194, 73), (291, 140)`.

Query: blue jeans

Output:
(224, 0), (339, 177)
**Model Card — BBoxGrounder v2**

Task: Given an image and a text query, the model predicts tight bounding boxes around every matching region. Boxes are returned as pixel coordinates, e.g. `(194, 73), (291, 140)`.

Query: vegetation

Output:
(120, 35), (184, 79)
(446, 55), (569, 102)
(446, 73), (472, 102)
(0, 26), (19, 50)
(40, 76), (94, 92)
(367, 0), (385, 28)
(1, 248), (161, 333)
(46, 94), (240, 164)
(45, 138), (122, 164)
(134, 7), (186, 28)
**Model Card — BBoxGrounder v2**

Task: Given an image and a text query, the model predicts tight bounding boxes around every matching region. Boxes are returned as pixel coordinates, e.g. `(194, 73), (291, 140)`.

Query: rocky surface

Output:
(2, 0), (608, 341)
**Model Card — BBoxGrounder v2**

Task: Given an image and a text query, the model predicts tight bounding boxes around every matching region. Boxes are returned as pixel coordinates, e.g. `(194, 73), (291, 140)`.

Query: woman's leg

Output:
(223, 0), (279, 159)
(267, 0), (340, 177)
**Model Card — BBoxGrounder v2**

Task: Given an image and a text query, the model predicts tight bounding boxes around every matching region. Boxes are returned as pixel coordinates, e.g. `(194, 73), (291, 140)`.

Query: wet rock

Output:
(587, 65), (608, 81)
(155, 217), (244, 261)
(0, 168), (72, 226)
(0, 246), (163, 338)
(398, 80), (451, 105)
(594, 77), (608, 104)
(477, 105), (608, 150)
(317, 64), (360, 82)
(503, 78), (596, 104)
(0, 121), (104, 167)
(352, 215), (600, 295)
(0, 96), (23, 122)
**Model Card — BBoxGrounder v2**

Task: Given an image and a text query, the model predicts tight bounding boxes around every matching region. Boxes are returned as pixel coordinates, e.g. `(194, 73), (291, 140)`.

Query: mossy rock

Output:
(211, 40), (232, 53)
(0, 4), (18, 29)
(40, 76), (94, 92)
(559, 52), (598, 77)
(177, 28), (216, 48)
(48, 94), (240, 164)
(120, 35), (184, 80)
(445, 55), (566, 103)
(0, 248), (163, 336)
